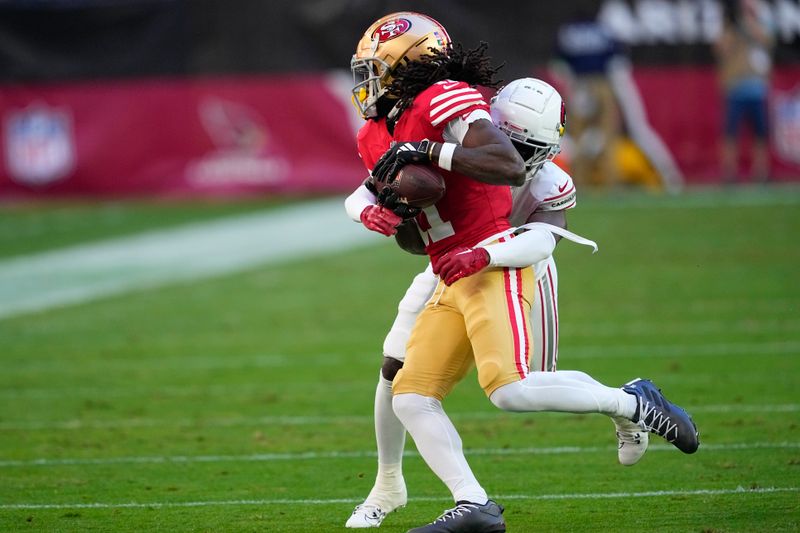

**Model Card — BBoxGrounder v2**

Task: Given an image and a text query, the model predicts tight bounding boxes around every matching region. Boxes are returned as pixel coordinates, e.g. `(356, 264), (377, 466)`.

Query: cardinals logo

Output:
(187, 97), (288, 187)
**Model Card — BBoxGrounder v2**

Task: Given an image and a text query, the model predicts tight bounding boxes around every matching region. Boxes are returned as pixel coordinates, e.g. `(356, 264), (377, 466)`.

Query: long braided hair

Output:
(383, 42), (503, 130)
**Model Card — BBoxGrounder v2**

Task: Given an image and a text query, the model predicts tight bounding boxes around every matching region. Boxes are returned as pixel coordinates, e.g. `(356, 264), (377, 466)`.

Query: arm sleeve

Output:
(442, 109), (493, 144)
(481, 225), (556, 268)
(344, 183), (377, 222)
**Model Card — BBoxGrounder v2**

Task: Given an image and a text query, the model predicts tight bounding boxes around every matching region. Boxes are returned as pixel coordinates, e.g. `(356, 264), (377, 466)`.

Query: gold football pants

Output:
(393, 265), (535, 400)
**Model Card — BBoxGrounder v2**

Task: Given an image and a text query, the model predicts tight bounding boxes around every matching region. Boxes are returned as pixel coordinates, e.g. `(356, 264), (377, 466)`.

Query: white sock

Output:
(490, 370), (638, 418)
(366, 375), (406, 500)
(393, 393), (488, 504)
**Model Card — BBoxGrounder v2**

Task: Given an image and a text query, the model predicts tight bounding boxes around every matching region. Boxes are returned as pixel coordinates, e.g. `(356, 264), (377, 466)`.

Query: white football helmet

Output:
(491, 78), (566, 175)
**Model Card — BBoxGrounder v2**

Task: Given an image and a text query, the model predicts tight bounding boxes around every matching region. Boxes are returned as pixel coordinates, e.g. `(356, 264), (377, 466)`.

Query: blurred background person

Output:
(550, 9), (684, 194)
(714, 0), (775, 184)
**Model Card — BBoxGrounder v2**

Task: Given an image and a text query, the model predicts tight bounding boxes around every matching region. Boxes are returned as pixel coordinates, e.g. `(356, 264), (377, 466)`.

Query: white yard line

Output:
(4, 339), (799, 376)
(0, 403), (796, 431)
(0, 441), (797, 468)
(0, 486), (796, 510)
(0, 198), (380, 320)
(2, 191), (797, 322)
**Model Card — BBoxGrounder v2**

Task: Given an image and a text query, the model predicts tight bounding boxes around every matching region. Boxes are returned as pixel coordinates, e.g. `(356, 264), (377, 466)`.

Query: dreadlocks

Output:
(383, 42), (503, 130)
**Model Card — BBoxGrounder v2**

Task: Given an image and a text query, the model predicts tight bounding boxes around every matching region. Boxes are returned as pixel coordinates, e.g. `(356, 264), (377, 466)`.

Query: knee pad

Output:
(381, 356), (404, 381)
(489, 381), (525, 412)
(478, 359), (500, 391)
(392, 392), (439, 422)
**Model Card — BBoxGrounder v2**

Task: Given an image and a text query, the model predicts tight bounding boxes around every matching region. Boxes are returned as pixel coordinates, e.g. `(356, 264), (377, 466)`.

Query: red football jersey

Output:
(357, 80), (513, 263)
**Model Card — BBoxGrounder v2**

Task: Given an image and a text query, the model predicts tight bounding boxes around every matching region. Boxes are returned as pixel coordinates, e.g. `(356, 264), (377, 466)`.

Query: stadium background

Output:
(1, 0), (799, 197)
(1, 2), (799, 532)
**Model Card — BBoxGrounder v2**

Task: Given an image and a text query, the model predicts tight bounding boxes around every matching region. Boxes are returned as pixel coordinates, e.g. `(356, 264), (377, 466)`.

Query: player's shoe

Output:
(623, 378), (699, 454)
(346, 504), (390, 528)
(345, 485), (407, 528)
(612, 416), (649, 466)
(406, 500), (506, 533)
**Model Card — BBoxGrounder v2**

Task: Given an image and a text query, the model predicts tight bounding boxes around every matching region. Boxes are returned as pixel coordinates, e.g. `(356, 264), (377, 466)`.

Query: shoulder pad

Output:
(532, 162), (576, 211)
(416, 80), (489, 128)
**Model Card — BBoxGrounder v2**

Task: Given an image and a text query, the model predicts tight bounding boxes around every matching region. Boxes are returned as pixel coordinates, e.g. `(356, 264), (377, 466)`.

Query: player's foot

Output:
(345, 485), (407, 528)
(346, 504), (390, 528)
(613, 416), (649, 466)
(623, 378), (699, 454)
(406, 500), (505, 533)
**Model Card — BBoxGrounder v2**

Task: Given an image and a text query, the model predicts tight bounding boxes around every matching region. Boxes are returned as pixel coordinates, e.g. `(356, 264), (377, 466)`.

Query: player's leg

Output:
(489, 369), (698, 456)
(346, 267), (437, 528)
(533, 260), (647, 464)
(530, 259), (559, 373)
(393, 298), (484, 503)
(721, 90), (744, 183)
(748, 94), (770, 182)
(393, 286), (505, 532)
(472, 267), (697, 457)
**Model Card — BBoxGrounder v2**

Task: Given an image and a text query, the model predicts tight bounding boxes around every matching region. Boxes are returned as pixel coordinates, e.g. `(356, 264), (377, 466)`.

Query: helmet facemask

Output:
(351, 52), (393, 119)
(506, 135), (561, 177)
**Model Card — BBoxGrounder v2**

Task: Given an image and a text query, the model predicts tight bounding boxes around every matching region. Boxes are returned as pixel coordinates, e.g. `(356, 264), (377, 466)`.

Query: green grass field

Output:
(1, 187), (799, 532)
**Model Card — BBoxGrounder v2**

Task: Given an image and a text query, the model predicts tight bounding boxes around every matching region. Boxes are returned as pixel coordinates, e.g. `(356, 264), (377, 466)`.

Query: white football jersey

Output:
(509, 162), (576, 227)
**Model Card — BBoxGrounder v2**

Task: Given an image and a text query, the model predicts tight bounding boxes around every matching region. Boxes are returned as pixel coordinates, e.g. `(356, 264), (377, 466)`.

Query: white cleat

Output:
(614, 417), (649, 466)
(346, 504), (390, 528)
(345, 487), (407, 528)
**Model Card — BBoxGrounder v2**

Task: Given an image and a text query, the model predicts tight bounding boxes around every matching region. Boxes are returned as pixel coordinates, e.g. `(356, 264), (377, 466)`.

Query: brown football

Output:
(385, 164), (446, 208)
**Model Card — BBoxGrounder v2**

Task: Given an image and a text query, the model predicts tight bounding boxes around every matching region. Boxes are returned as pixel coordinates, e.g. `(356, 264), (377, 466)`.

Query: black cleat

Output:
(623, 378), (699, 454)
(407, 500), (505, 533)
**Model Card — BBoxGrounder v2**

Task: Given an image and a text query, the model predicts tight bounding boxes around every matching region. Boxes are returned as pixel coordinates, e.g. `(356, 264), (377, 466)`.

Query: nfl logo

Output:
(3, 104), (76, 186)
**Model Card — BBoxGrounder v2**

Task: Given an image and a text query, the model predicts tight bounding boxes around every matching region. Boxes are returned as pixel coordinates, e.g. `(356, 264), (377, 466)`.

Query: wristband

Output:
(437, 142), (457, 171)
(427, 141), (439, 161)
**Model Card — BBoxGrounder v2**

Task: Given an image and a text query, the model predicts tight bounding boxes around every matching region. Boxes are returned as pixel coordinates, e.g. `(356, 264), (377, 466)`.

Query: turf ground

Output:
(1, 187), (799, 532)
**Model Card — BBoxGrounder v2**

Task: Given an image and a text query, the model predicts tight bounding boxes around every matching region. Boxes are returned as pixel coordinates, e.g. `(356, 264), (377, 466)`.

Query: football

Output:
(379, 164), (446, 209)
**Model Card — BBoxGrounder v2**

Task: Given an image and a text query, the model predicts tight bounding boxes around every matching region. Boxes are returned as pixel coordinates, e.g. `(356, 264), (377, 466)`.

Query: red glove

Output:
(360, 205), (403, 236)
(433, 246), (490, 286)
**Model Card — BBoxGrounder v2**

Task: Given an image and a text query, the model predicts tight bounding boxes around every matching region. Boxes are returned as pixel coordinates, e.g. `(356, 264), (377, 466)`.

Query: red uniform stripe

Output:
(547, 265), (559, 370)
(503, 267), (524, 378)
(517, 267), (530, 376)
(537, 278), (547, 372)
(430, 98), (487, 126)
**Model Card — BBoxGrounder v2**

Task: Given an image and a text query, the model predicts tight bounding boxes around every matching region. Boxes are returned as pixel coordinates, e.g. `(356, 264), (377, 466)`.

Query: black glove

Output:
(377, 187), (421, 220)
(372, 140), (433, 184)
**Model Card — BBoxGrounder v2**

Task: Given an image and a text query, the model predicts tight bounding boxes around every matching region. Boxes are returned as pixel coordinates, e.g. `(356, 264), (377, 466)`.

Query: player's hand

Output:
(360, 205), (403, 236)
(372, 140), (432, 184)
(377, 188), (421, 220)
(433, 246), (490, 285)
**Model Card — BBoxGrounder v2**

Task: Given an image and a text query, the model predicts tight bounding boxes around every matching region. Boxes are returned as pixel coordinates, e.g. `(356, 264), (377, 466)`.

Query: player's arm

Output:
(525, 209), (566, 243)
(475, 211), (566, 271)
(344, 180), (376, 222)
(344, 179), (403, 237)
(433, 209), (569, 285)
(429, 119), (526, 186)
(433, 220), (558, 283)
(395, 220), (427, 255)
(371, 102), (525, 187)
